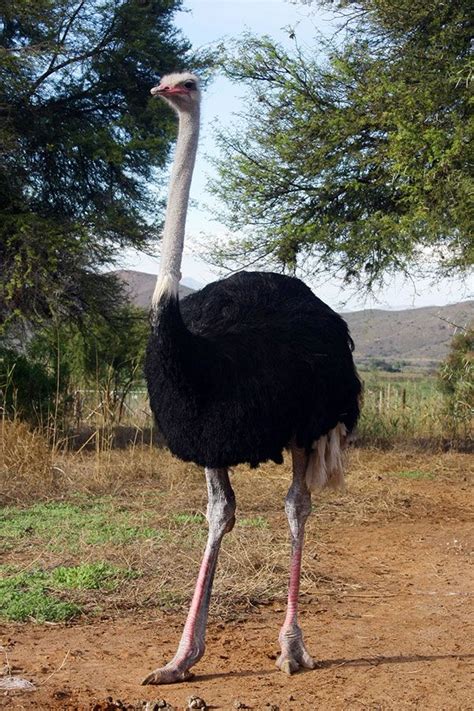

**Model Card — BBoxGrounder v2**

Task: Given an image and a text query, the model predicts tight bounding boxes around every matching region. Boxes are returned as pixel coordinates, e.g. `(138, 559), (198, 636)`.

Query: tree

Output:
(72, 305), (149, 424)
(1, 304), (149, 427)
(211, 0), (472, 287)
(0, 0), (210, 328)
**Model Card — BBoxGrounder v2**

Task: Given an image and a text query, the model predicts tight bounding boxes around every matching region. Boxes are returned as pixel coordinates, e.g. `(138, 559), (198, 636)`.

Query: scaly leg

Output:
(276, 445), (316, 675)
(143, 467), (235, 684)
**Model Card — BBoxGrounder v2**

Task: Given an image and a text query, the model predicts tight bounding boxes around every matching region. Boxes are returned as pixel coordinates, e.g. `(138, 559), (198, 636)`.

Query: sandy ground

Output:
(1, 454), (472, 710)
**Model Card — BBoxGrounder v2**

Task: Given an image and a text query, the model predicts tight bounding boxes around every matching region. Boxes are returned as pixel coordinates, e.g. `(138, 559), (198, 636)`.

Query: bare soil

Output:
(1, 450), (473, 710)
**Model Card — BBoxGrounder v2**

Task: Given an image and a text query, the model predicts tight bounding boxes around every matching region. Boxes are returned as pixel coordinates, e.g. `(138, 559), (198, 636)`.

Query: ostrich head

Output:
(150, 72), (200, 113)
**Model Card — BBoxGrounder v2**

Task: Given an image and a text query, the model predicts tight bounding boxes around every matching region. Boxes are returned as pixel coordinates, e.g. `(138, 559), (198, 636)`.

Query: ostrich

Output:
(143, 72), (361, 685)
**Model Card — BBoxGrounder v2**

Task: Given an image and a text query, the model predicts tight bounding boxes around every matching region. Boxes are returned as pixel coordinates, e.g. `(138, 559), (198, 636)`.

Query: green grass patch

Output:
(49, 562), (137, 590)
(0, 563), (136, 622)
(0, 500), (162, 552)
(172, 512), (206, 525)
(238, 516), (268, 529)
(388, 469), (435, 480)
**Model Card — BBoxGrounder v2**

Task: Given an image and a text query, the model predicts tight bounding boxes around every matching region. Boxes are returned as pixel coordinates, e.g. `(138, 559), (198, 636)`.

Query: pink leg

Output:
(276, 446), (316, 675)
(143, 467), (235, 685)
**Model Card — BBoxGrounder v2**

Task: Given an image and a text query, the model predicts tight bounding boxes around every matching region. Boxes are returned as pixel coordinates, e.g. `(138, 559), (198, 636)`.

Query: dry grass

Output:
(0, 420), (55, 503)
(1, 420), (168, 503)
(1, 422), (472, 622)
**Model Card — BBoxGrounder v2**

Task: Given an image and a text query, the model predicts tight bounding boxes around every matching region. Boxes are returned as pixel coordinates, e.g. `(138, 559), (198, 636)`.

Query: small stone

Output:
(186, 696), (207, 710)
(91, 699), (137, 711)
(52, 689), (71, 700)
(233, 702), (251, 709)
(0, 676), (36, 691)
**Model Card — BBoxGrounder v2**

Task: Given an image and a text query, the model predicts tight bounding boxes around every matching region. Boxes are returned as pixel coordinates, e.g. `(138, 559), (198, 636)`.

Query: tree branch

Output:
(40, 0), (88, 83)
(26, 15), (115, 98)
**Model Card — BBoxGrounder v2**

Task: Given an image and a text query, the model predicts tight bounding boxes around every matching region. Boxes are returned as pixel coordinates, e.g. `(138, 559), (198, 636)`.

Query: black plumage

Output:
(145, 270), (361, 469)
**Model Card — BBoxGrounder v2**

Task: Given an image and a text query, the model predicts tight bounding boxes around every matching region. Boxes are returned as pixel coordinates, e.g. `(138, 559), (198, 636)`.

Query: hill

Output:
(113, 270), (473, 368)
(344, 301), (473, 369)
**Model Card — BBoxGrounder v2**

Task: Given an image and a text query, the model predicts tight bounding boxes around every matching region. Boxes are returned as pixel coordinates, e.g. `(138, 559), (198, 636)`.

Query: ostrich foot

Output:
(142, 663), (195, 685)
(276, 625), (316, 675)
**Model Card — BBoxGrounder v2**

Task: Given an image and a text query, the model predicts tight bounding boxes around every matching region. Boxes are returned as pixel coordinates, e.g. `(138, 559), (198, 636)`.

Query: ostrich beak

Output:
(150, 84), (188, 97)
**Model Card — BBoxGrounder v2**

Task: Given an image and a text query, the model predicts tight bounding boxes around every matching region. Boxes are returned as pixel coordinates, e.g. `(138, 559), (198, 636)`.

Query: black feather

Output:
(145, 271), (361, 469)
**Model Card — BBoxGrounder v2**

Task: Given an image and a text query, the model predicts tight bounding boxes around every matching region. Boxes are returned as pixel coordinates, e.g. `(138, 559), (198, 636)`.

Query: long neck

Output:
(152, 107), (200, 308)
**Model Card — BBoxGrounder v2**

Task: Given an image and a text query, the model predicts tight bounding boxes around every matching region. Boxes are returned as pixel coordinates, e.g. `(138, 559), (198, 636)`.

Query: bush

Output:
(0, 346), (57, 424)
(438, 328), (473, 444)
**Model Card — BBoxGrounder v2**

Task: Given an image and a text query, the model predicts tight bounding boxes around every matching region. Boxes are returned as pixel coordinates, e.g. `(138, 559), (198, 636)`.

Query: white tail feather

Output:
(305, 422), (348, 491)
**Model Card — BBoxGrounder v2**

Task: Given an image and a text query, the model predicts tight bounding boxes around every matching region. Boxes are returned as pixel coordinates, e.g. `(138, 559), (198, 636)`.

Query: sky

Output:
(122, 0), (473, 311)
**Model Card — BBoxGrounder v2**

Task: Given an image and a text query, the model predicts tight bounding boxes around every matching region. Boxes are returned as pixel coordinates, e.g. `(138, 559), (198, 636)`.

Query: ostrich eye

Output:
(183, 80), (196, 90)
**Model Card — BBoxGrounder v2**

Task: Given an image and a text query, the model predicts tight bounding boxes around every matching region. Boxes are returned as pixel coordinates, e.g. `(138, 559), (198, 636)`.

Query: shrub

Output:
(0, 346), (57, 424)
(438, 327), (473, 444)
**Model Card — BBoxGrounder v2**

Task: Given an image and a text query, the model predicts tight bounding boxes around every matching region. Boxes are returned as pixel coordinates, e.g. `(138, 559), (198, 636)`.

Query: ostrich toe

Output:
(142, 665), (194, 685)
(276, 647), (316, 675)
(276, 625), (316, 675)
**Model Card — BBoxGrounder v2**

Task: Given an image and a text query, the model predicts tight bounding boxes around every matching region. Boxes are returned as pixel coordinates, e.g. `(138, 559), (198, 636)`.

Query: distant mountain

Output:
(113, 270), (473, 368)
(344, 301), (473, 368)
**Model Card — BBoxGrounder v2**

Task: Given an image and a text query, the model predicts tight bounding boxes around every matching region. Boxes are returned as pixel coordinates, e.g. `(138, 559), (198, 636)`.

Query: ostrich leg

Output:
(143, 467), (235, 685)
(276, 445), (316, 675)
